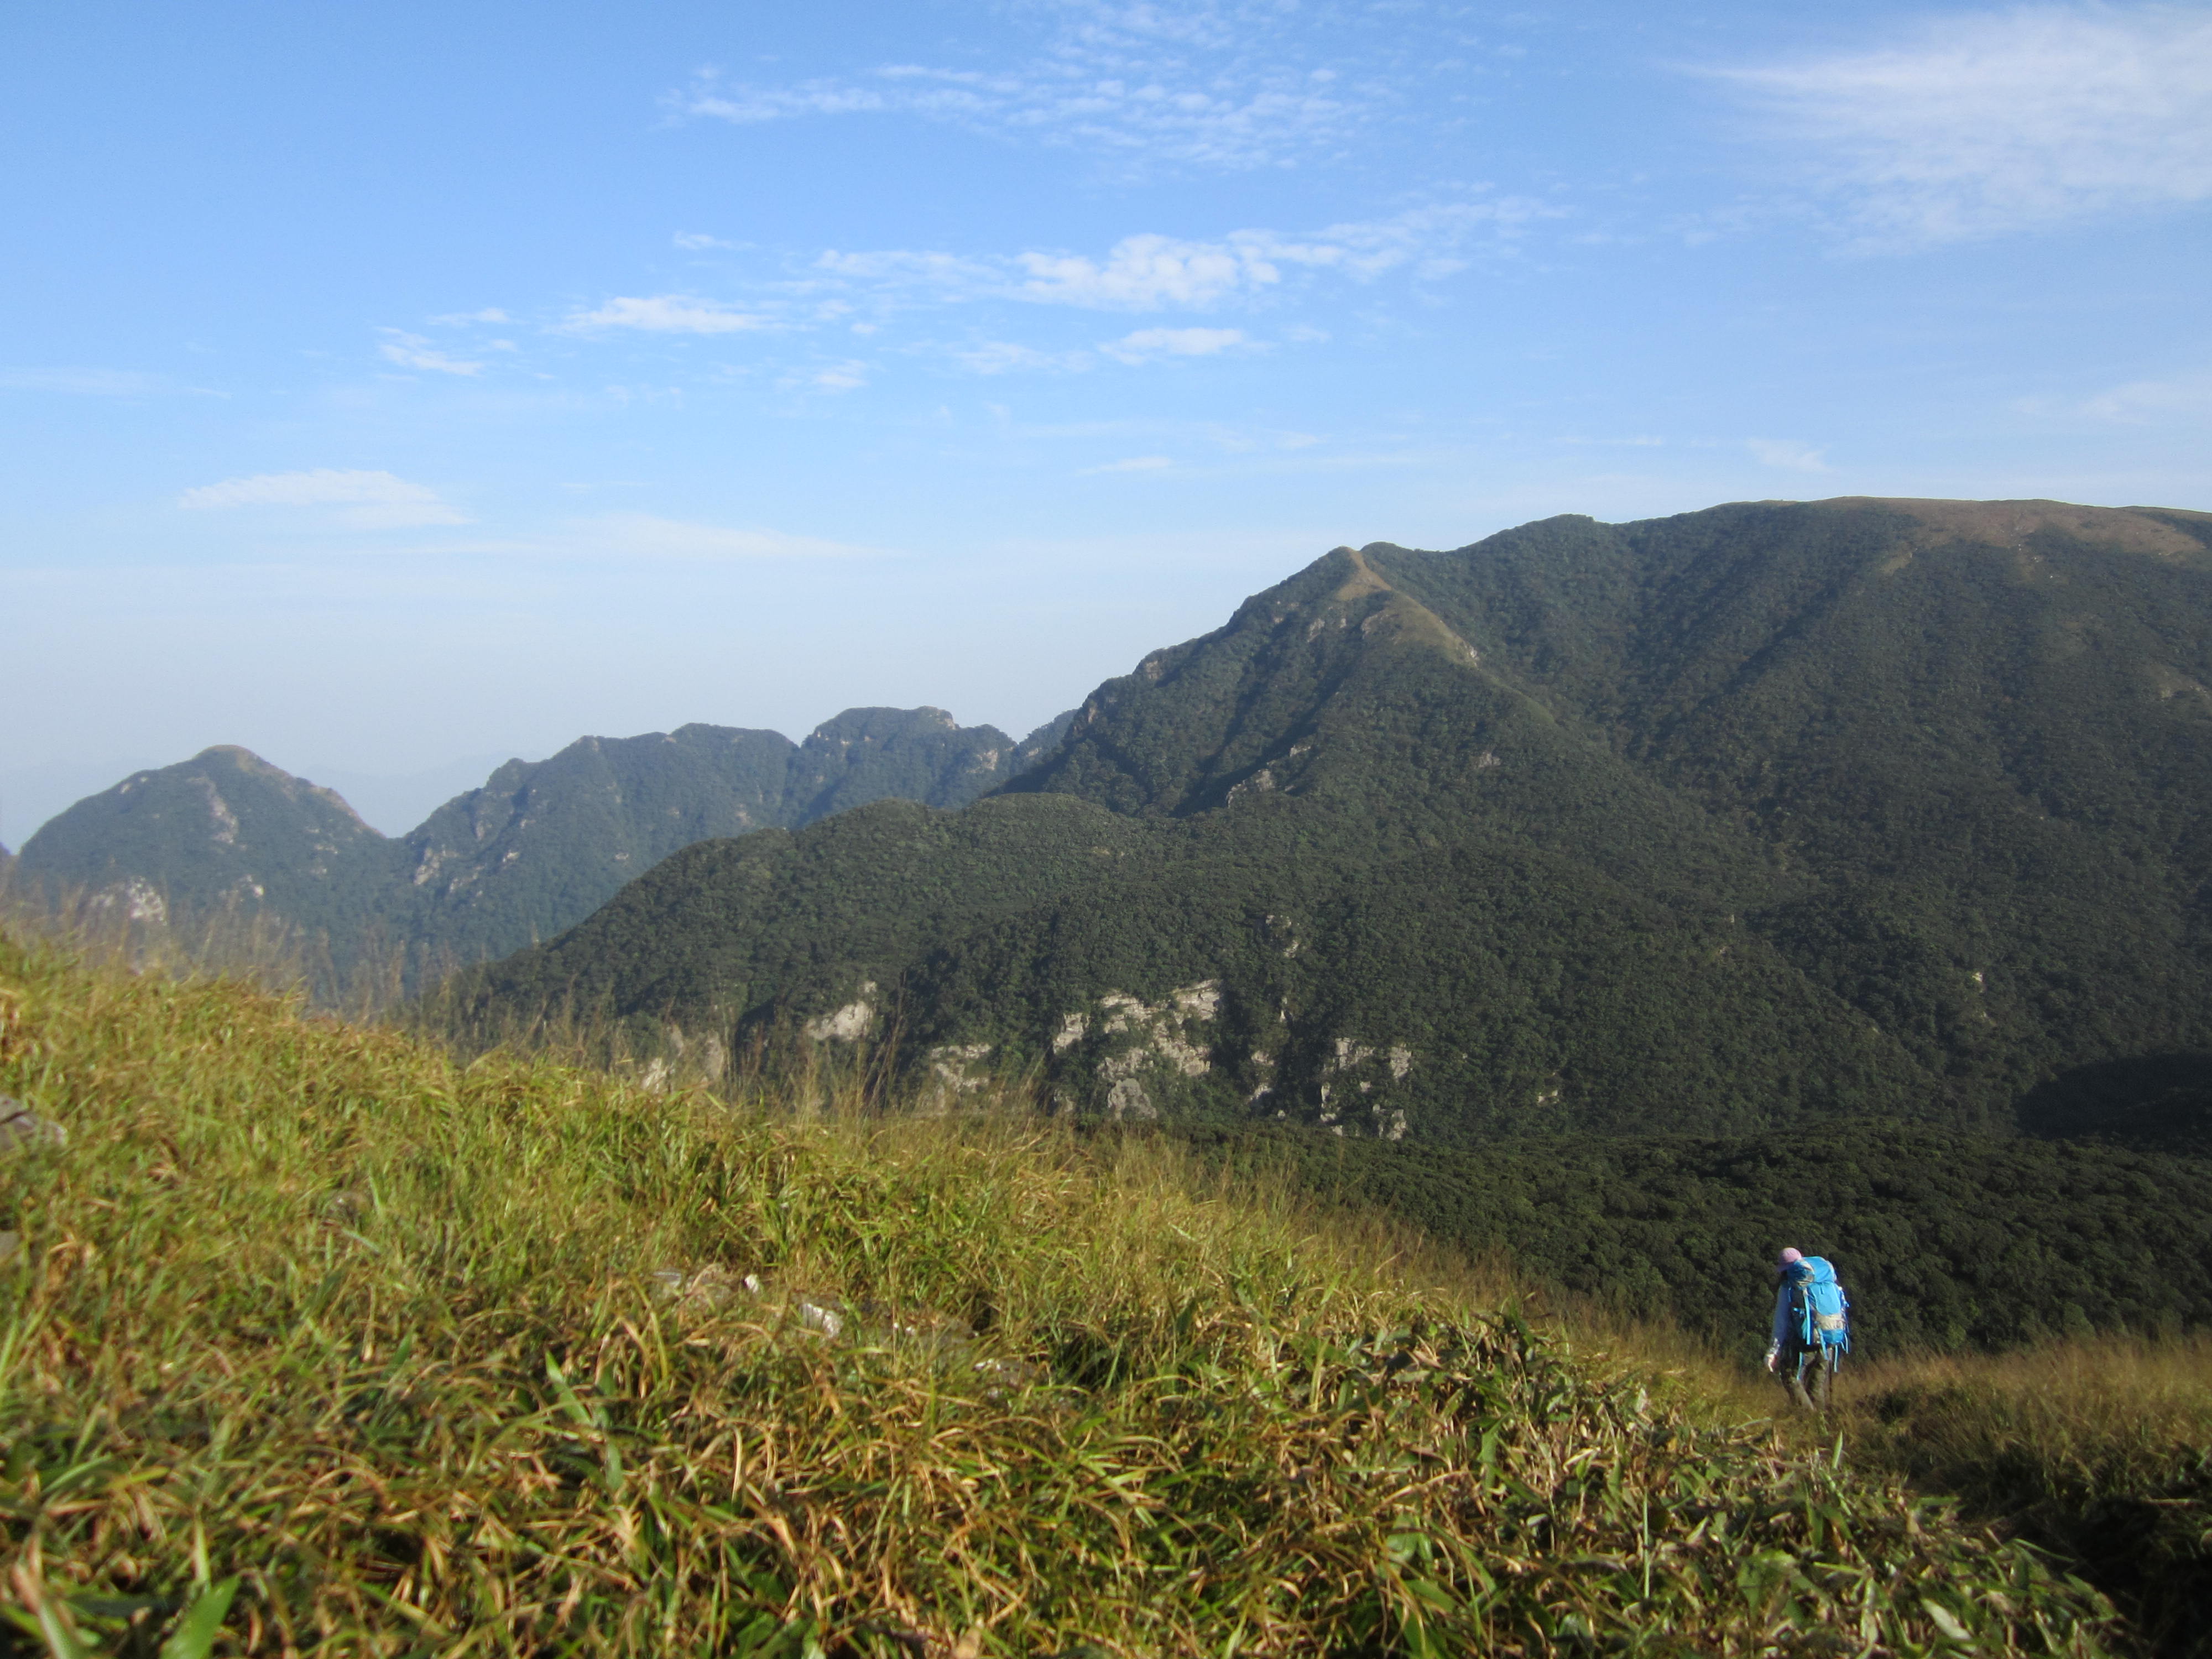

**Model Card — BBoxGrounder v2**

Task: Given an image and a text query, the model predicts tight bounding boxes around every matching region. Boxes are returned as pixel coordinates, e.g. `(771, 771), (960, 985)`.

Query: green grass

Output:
(0, 927), (2128, 1655)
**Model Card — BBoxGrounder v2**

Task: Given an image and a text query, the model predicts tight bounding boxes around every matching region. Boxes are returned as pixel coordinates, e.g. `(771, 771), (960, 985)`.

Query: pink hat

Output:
(1777, 1248), (1804, 1265)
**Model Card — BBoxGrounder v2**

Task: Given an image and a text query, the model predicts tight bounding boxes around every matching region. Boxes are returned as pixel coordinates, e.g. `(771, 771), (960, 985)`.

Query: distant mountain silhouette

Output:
(446, 497), (2212, 1142)
(14, 708), (1074, 997)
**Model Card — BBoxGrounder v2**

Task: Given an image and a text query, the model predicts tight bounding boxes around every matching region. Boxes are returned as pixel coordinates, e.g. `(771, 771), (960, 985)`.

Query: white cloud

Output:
(586, 513), (872, 560)
(1082, 455), (1175, 473)
(378, 331), (484, 376)
(816, 248), (999, 291)
(1015, 207), (1553, 309)
(673, 232), (736, 250)
(1020, 234), (1262, 309)
(665, 18), (1373, 176)
(677, 80), (893, 123)
(1100, 326), (1249, 364)
(178, 468), (468, 529)
(822, 199), (1555, 318)
(950, 341), (1093, 374)
(561, 295), (770, 334)
(1747, 439), (1832, 473)
(2077, 369), (2212, 422)
(429, 308), (512, 326)
(779, 360), (869, 393)
(1715, 6), (2212, 244)
(653, 2), (1553, 176)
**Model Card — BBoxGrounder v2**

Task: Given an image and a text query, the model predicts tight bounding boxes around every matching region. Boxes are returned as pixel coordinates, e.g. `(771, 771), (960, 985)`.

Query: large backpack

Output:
(1790, 1256), (1851, 1355)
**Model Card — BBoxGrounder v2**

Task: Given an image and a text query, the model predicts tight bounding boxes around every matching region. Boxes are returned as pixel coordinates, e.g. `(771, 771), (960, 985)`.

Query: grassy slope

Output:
(1840, 1342), (2212, 1659)
(0, 933), (2128, 1656)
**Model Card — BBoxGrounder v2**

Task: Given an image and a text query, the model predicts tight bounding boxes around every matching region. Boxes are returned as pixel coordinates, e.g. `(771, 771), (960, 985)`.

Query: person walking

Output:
(1765, 1246), (1851, 1411)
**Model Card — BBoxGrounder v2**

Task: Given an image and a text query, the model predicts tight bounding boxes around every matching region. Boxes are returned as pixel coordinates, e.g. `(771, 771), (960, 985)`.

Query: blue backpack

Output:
(1790, 1256), (1851, 1355)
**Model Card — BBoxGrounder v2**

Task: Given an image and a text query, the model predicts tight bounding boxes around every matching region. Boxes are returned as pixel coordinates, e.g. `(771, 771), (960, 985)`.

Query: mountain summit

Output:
(15, 708), (1072, 995)
(446, 497), (2212, 1141)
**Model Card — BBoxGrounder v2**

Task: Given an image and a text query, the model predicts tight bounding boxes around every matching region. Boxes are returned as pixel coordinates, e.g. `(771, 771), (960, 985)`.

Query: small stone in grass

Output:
(0, 1098), (65, 1156)
(649, 1265), (764, 1310)
(320, 1190), (369, 1226)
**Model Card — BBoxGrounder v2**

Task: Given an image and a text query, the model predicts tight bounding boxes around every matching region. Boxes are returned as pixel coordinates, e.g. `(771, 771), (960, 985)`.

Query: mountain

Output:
(14, 707), (1073, 997)
(11, 745), (404, 972)
(445, 497), (2212, 1144)
(392, 707), (1071, 974)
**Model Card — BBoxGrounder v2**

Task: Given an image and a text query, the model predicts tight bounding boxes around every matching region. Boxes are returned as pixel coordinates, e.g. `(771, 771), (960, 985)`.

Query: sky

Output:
(4, 0), (2209, 842)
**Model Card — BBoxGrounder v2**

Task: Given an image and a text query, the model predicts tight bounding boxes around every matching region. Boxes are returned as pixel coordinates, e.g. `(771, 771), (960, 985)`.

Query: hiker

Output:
(1765, 1246), (1850, 1411)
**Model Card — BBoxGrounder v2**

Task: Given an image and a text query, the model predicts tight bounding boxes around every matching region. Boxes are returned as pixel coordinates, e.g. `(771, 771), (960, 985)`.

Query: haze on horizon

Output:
(4, 0), (2209, 843)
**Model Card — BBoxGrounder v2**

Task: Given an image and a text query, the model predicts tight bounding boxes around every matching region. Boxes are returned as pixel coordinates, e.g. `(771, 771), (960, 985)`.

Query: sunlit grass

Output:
(0, 927), (2127, 1655)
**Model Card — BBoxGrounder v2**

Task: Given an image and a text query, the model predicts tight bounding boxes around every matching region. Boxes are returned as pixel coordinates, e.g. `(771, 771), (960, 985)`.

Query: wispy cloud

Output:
(1082, 455), (1175, 474)
(949, 340), (1091, 375)
(429, 308), (512, 326)
(178, 468), (468, 529)
(379, 330), (484, 376)
(943, 326), (1251, 375)
(658, 0), (1490, 174)
(670, 51), (1358, 174)
(1018, 234), (1264, 309)
(1713, 6), (2212, 245)
(815, 248), (1004, 293)
(823, 200), (1555, 316)
(778, 359), (870, 393)
(1100, 326), (1249, 364)
(561, 295), (772, 334)
(2071, 369), (2212, 422)
(428, 203), (1548, 393)
(672, 232), (737, 251)
(1747, 439), (1832, 473)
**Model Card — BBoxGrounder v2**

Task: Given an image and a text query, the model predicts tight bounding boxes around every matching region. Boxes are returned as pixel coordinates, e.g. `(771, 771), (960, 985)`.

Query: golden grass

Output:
(0, 927), (2131, 1655)
(1831, 1339), (2212, 1658)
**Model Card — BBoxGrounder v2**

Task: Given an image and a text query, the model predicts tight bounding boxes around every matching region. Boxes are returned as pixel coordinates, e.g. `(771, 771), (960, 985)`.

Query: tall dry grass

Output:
(0, 925), (2130, 1655)
(1829, 1339), (2212, 1658)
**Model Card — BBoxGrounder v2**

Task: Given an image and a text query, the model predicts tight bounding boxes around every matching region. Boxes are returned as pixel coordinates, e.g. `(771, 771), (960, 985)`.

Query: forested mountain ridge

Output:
(1355, 499), (2212, 1111)
(10, 744), (401, 953)
(448, 497), (2212, 1147)
(12, 707), (1073, 997)
(1176, 1118), (2212, 1355)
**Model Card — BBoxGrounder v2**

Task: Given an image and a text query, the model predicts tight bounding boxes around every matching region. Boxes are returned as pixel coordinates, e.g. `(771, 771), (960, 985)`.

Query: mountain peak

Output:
(1329, 545), (1391, 603)
(185, 745), (372, 828)
(20, 706), (1075, 1001)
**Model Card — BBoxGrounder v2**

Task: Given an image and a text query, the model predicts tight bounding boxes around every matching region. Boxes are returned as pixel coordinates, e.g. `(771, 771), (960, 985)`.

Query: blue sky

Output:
(4, 1), (2209, 841)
